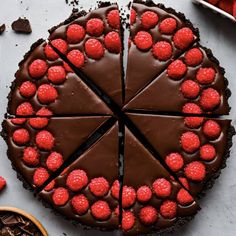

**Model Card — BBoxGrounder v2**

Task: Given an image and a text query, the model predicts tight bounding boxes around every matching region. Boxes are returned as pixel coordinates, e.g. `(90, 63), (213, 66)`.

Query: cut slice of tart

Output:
(121, 127), (199, 234)
(127, 113), (234, 196)
(38, 123), (119, 230)
(2, 116), (110, 189)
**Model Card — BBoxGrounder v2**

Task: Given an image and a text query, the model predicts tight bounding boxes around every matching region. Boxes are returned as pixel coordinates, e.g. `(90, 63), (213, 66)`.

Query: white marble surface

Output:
(0, 0), (236, 235)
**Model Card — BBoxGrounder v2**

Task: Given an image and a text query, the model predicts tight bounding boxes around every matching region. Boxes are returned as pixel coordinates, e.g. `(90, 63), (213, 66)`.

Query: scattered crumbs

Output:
(0, 24), (6, 35)
(62, 233), (67, 236)
(65, 0), (79, 7)
(15, 44), (18, 47)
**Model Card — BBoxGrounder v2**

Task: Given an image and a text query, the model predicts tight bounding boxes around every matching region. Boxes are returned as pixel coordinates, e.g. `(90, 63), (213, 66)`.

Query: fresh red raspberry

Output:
(122, 211), (135, 231)
(218, 0), (233, 14)
(200, 144), (216, 161)
(36, 130), (54, 150)
(185, 48), (203, 66)
(181, 132), (200, 153)
(153, 178), (172, 198)
(184, 117), (204, 129)
(196, 68), (216, 84)
(46, 152), (64, 172)
(182, 103), (202, 114)
(200, 88), (220, 111)
(160, 200), (177, 219)
(130, 9), (136, 25)
(89, 177), (109, 197)
(122, 186), (136, 208)
(29, 59), (48, 78)
(104, 31), (121, 53)
(203, 120), (221, 139)
(37, 84), (58, 104)
(11, 118), (26, 125)
(86, 18), (104, 36)
(111, 180), (120, 199)
(19, 81), (37, 98)
(36, 107), (53, 117)
(44, 180), (55, 192)
(137, 185), (152, 203)
(177, 188), (194, 205)
(16, 102), (34, 116)
(179, 177), (190, 190)
(66, 24), (85, 43)
(44, 44), (58, 60)
(23, 147), (40, 166)
(13, 128), (30, 145)
(85, 39), (104, 60)
(51, 39), (68, 55)
(152, 41), (172, 61)
(91, 200), (111, 220)
(66, 169), (88, 191)
(63, 61), (73, 72)
(107, 9), (120, 29)
(167, 59), (187, 80)
(173, 27), (194, 50)
(159, 17), (177, 34)
(29, 117), (48, 129)
(185, 161), (206, 181)
(48, 66), (66, 84)
(139, 206), (158, 225)
(33, 167), (49, 187)
(207, 0), (219, 5)
(141, 11), (159, 29)
(134, 31), (153, 51)
(52, 187), (69, 206)
(0, 177), (6, 191)
(165, 153), (184, 172)
(180, 80), (200, 99)
(71, 194), (89, 215)
(67, 49), (85, 68)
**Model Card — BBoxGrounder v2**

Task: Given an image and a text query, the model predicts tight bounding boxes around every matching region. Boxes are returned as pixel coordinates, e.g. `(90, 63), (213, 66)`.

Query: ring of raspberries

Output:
(2, 1), (234, 235)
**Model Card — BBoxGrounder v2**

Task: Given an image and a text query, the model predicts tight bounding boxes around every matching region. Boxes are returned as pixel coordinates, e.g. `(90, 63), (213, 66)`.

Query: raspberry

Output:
(107, 10), (120, 29)
(51, 39), (68, 55)
(200, 88), (220, 111)
(160, 200), (177, 219)
(165, 153), (184, 172)
(13, 128), (30, 145)
(104, 31), (121, 53)
(66, 169), (88, 191)
(185, 161), (206, 181)
(218, 0), (233, 14)
(182, 103), (202, 114)
(167, 60), (187, 80)
(23, 147), (40, 166)
(46, 152), (64, 172)
(86, 18), (104, 36)
(185, 48), (203, 66)
(48, 66), (66, 84)
(36, 107), (53, 117)
(66, 24), (85, 43)
(89, 177), (109, 197)
(141, 11), (159, 29)
(67, 49), (85, 68)
(122, 186), (136, 208)
(207, 0), (219, 5)
(200, 144), (216, 161)
(122, 211), (135, 231)
(184, 117), (204, 129)
(177, 188), (194, 205)
(16, 102), (34, 116)
(159, 17), (177, 34)
(63, 61), (73, 72)
(111, 180), (120, 199)
(203, 120), (221, 139)
(130, 9), (136, 25)
(52, 187), (69, 206)
(29, 118), (48, 129)
(0, 177), (6, 191)
(37, 84), (58, 104)
(71, 194), (89, 215)
(181, 132), (200, 153)
(152, 41), (172, 61)
(19, 81), (37, 98)
(44, 180), (55, 192)
(134, 31), (153, 51)
(137, 185), (152, 203)
(29, 59), (48, 78)
(36, 130), (54, 150)
(196, 68), (216, 84)
(173, 27), (194, 50)
(44, 44), (59, 60)
(139, 206), (158, 225)
(33, 167), (49, 187)
(11, 118), (26, 125)
(91, 200), (111, 220)
(153, 178), (172, 198)
(179, 177), (190, 190)
(181, 80), (200, 99)
(85, 39), (104, 60)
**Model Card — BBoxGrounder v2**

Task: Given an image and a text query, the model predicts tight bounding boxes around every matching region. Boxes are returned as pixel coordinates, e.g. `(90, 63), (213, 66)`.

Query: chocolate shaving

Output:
(11, 18), (32, 34)
(0, 24), (6, 35)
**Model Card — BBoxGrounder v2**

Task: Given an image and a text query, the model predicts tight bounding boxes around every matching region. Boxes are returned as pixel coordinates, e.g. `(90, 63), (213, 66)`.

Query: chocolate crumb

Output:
(0, 24), (6, 35)
(11, 18), (32, 34)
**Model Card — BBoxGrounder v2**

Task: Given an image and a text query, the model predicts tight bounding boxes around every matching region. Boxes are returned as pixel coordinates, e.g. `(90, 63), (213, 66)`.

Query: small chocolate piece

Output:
(0, 24), (6, 35)
(1, 227), (15, 236)
(11, 18), (32, 34)
(0, 214), (19, 226)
